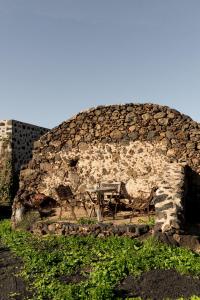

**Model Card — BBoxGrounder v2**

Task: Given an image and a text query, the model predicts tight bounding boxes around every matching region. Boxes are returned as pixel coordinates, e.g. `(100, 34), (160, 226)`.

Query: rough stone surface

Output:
(0, 120), (49, 206)
(0, 119), (49, 173)
(11, 103), (200, 232)
(31, 221), (150, 237)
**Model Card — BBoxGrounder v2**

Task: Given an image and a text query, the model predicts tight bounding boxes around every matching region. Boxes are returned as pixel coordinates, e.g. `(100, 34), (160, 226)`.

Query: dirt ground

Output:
(115, 269), (200, 299)
(48, 206), (154, 225)
(51, 268), (200, 299)
(0, 242), (31, 300)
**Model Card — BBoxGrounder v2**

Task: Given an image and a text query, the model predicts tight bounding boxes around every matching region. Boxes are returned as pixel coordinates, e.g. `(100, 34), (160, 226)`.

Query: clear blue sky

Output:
(0, 0), (200, 128)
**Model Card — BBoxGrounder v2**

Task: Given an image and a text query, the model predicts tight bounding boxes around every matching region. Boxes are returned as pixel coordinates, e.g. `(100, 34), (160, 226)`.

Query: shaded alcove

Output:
(184, 166), (200, 225)
(0, 206), (12, 220)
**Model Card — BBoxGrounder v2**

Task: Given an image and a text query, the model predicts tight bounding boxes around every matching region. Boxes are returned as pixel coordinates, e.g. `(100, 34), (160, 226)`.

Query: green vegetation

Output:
(137, 216), (155, 227)
(0, 158), (13, 205)
(77, 217), (97, 225)
(1, 220), (200, 299)
(0, 138), (16, 205)
(16, 211), (41, 231)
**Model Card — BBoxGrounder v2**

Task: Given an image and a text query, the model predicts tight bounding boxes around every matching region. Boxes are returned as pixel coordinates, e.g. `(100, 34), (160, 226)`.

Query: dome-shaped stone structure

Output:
(12, 103), (200, 232)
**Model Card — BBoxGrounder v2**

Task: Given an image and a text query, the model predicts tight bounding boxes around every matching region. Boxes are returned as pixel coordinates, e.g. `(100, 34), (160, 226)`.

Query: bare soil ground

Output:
(0, 242), (31, 300)
(48, 206), (154, 225)
(115, 269), (200, 299)
(58, 271), (88, 285)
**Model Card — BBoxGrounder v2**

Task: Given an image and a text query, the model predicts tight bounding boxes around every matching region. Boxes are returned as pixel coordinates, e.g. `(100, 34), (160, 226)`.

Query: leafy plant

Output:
(0, 137), (15, 205)
(77, 217), (97, 225)
(16, 210), (41, 231)
(1, 220), (200, 299)
(0, 159), (13, 204)
(137, 216), (155, 227)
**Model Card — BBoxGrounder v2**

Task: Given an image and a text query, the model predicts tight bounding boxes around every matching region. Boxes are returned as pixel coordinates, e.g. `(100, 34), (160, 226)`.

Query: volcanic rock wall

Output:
(0, 120), (12, 156)
(0, 120), (13, 206)
(0, 119), (49, 172)
(14, 103), (200, 232)
(0, 120), (49, 205)
(11, 120), (49, 172)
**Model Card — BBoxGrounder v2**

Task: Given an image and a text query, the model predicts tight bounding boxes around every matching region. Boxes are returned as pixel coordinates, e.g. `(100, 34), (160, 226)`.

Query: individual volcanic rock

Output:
(154, 112), (166, 119)
(186, 142), (196, 149)
(173, 234), (200, 252)
(146, 130), (157, 140)
(142, 113), (151, 121)
(128, 132), (138, 140)
(153, 231), (178, 246)
(110, 129), (123, 140)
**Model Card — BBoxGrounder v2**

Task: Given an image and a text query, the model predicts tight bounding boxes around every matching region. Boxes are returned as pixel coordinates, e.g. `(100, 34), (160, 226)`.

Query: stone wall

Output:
(35, 103), (200, 172)
(0, 120), (14, 206)
(12, 103), (200, 232)
(0, 119), (49, 172)
(0, 120), (12, 156)
(0, 120), (49, 205)
(0, 120), (12, 138)
(31, 221), (149, 238)
(11, 120), (49, 172)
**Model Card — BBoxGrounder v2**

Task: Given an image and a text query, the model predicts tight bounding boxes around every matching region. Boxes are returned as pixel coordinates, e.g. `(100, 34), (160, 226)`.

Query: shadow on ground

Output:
(0, 207), (32, 300)
(0, 242), (32, 300)
(115, 269), (200, 299)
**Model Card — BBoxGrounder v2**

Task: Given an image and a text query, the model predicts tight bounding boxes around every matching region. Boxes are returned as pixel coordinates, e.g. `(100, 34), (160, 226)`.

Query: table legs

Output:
(87, 191), (104, 222)
(96, 192), (104, 222)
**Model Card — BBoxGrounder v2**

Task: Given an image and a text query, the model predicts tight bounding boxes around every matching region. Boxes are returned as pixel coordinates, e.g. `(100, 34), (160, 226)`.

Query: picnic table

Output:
(86, 182), (122, 222)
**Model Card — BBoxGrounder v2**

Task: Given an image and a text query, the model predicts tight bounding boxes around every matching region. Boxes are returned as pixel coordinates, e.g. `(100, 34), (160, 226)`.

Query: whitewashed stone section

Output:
(20, 140), (186, 232)
(154, 165), (185, 232)
(0, 120), (12, 155)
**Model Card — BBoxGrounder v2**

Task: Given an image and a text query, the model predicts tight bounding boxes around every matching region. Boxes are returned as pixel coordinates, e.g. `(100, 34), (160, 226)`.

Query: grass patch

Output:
(77, 217), (97, 225)
(16, 210), (41, 231)
(1, 220), (200, 299)
(137, 216), (155, 227)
